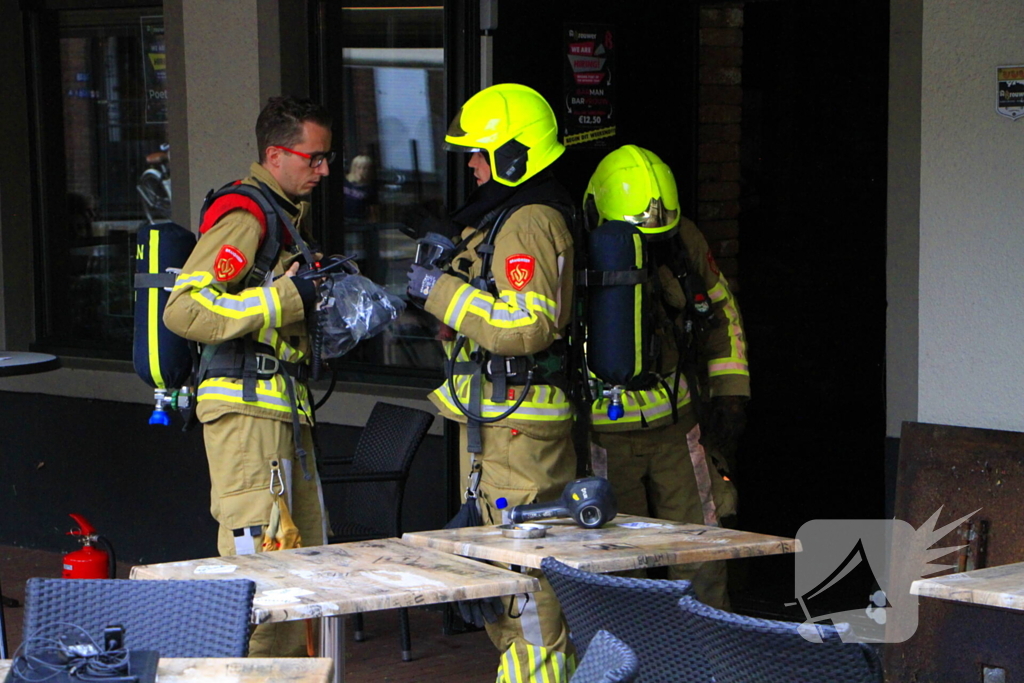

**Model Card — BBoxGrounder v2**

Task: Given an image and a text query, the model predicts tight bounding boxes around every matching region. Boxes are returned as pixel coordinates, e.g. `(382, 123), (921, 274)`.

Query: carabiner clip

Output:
(269, 460), (285, 497)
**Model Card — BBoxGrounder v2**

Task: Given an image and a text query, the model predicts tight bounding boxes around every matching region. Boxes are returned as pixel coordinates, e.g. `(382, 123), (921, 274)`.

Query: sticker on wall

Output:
(997, 65), (1024, 120)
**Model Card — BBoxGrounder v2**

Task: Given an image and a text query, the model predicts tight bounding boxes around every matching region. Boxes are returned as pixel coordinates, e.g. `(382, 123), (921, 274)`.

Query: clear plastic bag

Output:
(318, 274), (405, 359)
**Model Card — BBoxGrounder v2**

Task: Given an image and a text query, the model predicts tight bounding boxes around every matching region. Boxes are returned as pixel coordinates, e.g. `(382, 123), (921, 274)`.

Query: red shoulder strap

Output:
(199, 182), (268, 240)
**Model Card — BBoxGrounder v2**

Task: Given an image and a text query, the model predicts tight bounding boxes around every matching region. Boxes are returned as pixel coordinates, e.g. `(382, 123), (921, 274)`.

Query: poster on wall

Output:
(562, 24), (616, 148)
(141, 16), (167, 124)
(996, 65), (1024, 121)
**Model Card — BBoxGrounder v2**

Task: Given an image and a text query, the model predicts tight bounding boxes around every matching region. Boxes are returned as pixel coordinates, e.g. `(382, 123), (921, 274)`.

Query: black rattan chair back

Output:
(318, 401), (434, 661)
(24, 578), (255, 657)
(570, 629), (640, 683)
(541, 557), (712, 683)
(321, 401), (434, 540)
(677, 594), (884, 683)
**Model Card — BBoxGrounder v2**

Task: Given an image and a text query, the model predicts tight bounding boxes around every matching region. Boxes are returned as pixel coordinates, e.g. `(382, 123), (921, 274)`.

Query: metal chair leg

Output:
(352, 612), (365, 642)
(399, 607), (412, 662)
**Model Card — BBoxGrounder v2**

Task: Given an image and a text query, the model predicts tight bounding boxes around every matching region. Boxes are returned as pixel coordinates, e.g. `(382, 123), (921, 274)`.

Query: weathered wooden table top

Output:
(911, 562), (1024, 611)
(402, 514), (801, 573)
(0, 658), (334, 682)
(130, 538), (538, 624)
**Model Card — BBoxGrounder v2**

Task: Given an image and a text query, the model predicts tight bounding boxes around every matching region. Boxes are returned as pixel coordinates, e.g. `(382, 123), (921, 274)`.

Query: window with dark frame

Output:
(29, 5), (168, 358)
(316, 1), (449, 379)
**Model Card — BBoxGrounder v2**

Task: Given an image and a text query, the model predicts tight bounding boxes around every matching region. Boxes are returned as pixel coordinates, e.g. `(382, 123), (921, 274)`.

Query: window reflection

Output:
(322, 5), (447, 373)
(41, 9), (168, 355)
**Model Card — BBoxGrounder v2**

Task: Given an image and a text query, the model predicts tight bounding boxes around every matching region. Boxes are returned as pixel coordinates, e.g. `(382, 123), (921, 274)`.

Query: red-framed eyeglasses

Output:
(272, 146), (336, 168)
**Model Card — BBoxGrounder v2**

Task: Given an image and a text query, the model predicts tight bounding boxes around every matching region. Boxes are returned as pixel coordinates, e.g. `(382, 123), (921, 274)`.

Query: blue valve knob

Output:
(149, 409), (171, 426)
(495, 497), (508, 510)
(608, 403), (624, 421)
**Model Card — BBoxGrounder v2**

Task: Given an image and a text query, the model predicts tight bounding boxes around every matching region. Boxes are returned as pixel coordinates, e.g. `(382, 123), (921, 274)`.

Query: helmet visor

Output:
(443, 142), (483, 153)
(624, 198), (678, 232)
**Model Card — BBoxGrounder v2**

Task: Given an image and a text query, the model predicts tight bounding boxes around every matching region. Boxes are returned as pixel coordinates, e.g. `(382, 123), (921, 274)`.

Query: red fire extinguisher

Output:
(63, 513), (116, 579)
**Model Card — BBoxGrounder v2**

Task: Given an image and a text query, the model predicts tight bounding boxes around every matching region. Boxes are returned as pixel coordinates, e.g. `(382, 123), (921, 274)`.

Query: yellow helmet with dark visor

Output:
(445, 83), (565, 187)
(584, 144), (680, 237)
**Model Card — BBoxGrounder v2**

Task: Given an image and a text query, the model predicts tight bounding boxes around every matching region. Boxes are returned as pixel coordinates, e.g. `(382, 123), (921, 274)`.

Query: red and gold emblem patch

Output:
(506, 254), (536, 291)
(214, 245), (247, 281)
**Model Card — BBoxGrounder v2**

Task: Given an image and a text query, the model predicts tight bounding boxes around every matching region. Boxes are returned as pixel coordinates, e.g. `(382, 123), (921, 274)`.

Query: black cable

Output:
(445, 335), (532, 424)
(10, 623), (140, 682)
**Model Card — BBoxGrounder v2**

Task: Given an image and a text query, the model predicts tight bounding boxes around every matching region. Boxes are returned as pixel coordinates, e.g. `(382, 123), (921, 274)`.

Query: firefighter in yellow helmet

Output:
(583, 144), (750, 608)
(406, 83), (577, 682)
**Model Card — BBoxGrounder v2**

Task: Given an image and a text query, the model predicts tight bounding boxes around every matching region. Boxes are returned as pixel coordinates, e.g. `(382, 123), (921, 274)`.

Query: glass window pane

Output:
(41, 8), (168, 356)
(321, 3), (447, 374)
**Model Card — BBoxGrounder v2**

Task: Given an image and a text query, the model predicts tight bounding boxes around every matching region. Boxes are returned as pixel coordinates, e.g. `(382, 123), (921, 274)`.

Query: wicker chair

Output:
(23, 578), (255, 657)
(677, 594), (884, 683)
(319, 401), (434, 661)
(540, 557), (713, 683)
(570, 629), (639, 683)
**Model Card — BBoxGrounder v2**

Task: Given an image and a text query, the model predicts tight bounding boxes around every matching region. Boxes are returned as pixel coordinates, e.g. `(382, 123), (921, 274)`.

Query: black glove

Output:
(406, 263), (442, 305)
(457, 596), (505, 628)
(703, 396), (747, 475)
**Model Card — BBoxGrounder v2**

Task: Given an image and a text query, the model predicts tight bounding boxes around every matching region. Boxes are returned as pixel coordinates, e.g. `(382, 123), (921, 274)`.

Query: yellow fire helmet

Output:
(445, 83), (565, 187)
(584, 144), (681, 237)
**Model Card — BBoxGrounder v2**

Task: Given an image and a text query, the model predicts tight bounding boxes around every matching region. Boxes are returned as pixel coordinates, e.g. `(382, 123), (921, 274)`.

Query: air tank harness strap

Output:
(195, 339), (313, 480)
(451, 354), (486, 454)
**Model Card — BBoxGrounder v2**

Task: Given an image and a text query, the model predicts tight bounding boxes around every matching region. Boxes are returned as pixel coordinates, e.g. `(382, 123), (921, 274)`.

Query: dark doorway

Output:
(493, 0), (889, 616)
(491, 0), (699, 207)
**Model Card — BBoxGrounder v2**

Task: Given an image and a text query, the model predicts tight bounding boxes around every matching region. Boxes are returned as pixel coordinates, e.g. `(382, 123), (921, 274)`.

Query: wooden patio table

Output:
(130, 538), (538, 683)
(403, 513), (801, 573)
(0, 657), (334, 682)
(911, 562), (1024, 611)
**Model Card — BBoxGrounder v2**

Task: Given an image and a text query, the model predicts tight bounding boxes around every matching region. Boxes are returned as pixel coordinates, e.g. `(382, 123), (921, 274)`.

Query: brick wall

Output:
(697, 3), (743, 289)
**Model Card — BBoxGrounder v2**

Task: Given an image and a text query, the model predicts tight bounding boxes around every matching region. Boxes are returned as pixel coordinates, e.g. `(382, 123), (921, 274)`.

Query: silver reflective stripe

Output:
(263, 288), (280, 328)
(195, 287), (266, 313)
(517, 592), (543, 646)
(197, 384), (293, 409)
(529, 294), (557, 318)
(174, 273), (206, 288)
(444, 286), (477, 327)
(500, 646), (520, 683)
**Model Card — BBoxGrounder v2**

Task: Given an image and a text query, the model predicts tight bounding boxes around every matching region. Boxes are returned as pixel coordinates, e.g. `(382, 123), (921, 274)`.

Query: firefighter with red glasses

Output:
(164, 96), (334, 656)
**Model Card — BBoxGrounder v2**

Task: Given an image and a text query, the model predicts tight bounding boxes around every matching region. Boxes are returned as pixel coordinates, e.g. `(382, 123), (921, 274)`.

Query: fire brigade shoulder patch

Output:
(214, 244), (247, 281)
(706, 250), (720, 276)
(506, 254), (536, 291)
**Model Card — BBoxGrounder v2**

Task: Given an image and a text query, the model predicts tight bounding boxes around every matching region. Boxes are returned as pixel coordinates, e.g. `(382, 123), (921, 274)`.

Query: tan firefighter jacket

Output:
(425, 203), (575, 440)
(163, 163), (315, 425)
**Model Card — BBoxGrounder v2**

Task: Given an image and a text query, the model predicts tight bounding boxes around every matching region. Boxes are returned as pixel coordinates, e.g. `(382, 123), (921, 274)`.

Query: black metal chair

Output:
(677, 594), (884, 683)
(23, 578), (255, 657)
(570, 629), (640, 683)
(540, 557), (713, 683)
(319, 401), (434, 662)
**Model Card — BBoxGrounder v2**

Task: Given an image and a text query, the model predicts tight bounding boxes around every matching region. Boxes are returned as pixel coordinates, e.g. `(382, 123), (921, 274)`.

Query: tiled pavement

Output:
(0, 545), (497, 682)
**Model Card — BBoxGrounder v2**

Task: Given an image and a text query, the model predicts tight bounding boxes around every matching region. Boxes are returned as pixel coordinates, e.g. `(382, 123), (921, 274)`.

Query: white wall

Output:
(889, 0), (1024, 435)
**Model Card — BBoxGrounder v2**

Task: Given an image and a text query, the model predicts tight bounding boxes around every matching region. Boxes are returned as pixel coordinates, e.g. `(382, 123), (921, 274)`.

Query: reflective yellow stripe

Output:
(590, 372), (692, 425)
(147, 228), (165, 388)
(445, 283), (558, 331)
(197, 377), (309, 414)
(633, 234), (644, 379)
(432, 378), (571, 421)
(708, 280), (729, 302)
(510, 643), (524, 683)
